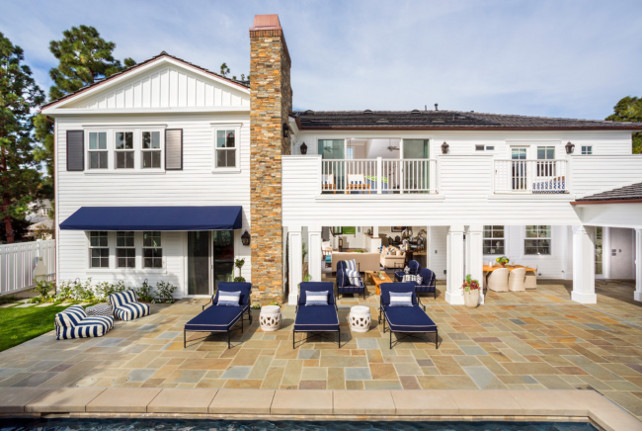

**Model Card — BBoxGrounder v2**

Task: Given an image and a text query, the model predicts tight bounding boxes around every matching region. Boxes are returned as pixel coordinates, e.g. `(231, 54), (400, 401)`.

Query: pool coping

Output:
(0, 388), (640, 431)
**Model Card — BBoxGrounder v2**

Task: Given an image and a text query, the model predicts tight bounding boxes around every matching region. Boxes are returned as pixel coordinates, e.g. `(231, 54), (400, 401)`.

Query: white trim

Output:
(212, 123), (241, 173)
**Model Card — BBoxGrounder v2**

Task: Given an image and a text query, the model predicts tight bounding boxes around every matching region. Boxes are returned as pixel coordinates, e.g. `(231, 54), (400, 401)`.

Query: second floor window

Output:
(581, 145), (593, 155)
(215, 129), (236, 168)
(142, 131), (161, 168)
(89, 132), (108, 169)
(483, 225), (505, 255)
(115, 132), (134, 169)
(537, 146), (555, 177)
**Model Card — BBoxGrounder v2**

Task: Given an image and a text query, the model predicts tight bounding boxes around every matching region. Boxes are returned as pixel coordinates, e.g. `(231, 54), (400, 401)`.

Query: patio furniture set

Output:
(483, 264), (537, 292)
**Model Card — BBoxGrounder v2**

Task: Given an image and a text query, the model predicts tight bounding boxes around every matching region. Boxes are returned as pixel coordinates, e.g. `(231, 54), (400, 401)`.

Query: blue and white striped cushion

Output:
(389, 291), (413, 307)
(55, 308), (114, 340)
(217, 291), (241, 307)
(344, 259), (363, 287)
(55, 305), (87, 328)
(114, 302), (150, 321)
(305, 291), (329, 306)
(109, 290), (137, 308)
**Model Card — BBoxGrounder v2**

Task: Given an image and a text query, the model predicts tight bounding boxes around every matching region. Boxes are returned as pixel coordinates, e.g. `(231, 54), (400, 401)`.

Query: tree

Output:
(606, 96), (642, 154)
(34, 25), (135, 206)
(219, 62), (230, 77)
(0, 32), (45, 243)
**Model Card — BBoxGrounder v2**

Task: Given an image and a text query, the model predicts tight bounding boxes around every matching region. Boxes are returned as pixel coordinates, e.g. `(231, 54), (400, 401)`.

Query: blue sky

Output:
(1, 0), (641, 119)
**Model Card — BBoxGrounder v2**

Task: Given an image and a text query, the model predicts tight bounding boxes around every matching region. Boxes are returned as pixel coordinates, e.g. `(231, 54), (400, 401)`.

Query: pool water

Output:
(0, 418), (597, 430)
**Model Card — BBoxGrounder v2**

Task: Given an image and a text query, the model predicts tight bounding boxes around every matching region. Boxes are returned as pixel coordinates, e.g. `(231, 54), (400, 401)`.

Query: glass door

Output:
(403, 139), (429, 191)
(188, 231), (210, 295)
(318, 139), (345, 191)
(213, 230), (234, 291)
(511, 147), (527, 191)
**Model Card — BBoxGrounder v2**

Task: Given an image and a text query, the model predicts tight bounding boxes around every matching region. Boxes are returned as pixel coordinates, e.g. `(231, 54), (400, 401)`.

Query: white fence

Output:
(0, 240), (55, 296)
(494, 159), (568, 194)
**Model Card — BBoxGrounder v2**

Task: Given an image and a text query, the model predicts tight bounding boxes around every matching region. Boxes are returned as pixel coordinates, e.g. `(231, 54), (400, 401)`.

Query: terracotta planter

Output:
(500, 263), (506, 268)
(464, 289), (480, 308)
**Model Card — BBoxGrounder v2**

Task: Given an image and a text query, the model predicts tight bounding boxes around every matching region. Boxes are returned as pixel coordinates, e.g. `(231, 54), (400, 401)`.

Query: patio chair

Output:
(508, 267), (527, 292)
(487, 268), (510, 292)
(379, 282), (438, 349)
(394, 259), (421, 281)
(55, 305), (114, 340)
(184, 282), (252, 349)
(336, 259), (366, 298)
(109, 289), (150, 321)
(293, 281), (340, 349)
(415, 267), (437, 299)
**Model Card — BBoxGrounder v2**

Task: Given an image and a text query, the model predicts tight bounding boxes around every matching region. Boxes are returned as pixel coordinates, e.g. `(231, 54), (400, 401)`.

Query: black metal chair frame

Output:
(378, 295), (439, 350)
(184, 296), (253, 349)
(292, 295), (341, 349)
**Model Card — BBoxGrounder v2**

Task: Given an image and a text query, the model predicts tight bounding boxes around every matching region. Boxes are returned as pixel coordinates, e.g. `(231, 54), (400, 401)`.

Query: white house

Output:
(41, 14), (642, 305)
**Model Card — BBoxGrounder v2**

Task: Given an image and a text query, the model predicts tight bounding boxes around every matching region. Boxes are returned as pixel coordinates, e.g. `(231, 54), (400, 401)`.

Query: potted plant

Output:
(234, 258), (246, 282)
(496, 256), (509, 267)
(461, 274), (480, 308)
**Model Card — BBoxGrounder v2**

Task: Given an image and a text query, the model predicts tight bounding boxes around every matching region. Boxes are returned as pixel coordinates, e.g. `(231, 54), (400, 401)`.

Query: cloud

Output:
(1, 0), (640, 119)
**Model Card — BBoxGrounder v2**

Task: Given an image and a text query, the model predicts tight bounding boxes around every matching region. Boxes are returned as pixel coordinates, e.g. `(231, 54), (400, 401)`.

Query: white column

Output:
(466, 225), (484, 305)
(308, 225), (322, 282)
(571, 225), (597, 304)
(633, 229), (642, 301)
(287, 227), (302, 305)
(446, 224), (465, 305)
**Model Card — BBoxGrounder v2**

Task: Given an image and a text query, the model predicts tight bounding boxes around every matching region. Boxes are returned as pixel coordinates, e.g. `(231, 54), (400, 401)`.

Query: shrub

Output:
(155, 281), (176, 304)
(34, 280), (54, 301)
(136, 279), (155, 303)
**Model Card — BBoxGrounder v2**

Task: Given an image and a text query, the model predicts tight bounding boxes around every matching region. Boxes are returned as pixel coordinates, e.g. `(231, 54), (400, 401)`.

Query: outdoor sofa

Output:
(336, 260), (366, 299)
(55, 305), (114, 340)
(109, 289), (150, 320)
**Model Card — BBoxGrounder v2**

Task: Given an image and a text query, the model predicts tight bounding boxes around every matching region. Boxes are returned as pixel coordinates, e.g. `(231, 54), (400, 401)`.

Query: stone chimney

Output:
(249, 14), (292, 303)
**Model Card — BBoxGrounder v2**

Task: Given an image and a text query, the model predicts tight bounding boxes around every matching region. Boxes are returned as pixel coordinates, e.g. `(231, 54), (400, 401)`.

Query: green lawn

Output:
(0, 305), (67, 352)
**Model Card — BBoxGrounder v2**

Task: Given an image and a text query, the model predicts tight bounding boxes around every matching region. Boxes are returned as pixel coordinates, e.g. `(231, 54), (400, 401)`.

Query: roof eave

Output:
(571, 199), (642, 205)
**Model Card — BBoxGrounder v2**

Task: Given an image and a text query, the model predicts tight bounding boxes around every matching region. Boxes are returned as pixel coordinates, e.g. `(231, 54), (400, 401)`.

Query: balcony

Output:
(494, 159), (568, 194)
(320, 158), (438, 194)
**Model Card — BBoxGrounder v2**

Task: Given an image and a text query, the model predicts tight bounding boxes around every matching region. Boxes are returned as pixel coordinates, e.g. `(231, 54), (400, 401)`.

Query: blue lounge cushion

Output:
(305, 291), (328, 306)
(389, 291), (413, 307)
(218, 291), (241, 306)
(294, 305), (339, 332)
(384, 306), (437, 333)
(185, 305), (244, 332)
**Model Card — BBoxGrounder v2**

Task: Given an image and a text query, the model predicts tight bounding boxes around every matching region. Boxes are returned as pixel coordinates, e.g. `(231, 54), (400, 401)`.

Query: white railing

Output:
(321, 158), (437, 194)
(0, 239), (55, 295)
(494, 159), (568, 194)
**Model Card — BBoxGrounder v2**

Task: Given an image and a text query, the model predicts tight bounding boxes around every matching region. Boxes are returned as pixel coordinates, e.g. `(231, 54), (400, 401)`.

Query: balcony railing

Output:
(321, 158), (437, 194)
(494, 159), (568, 194)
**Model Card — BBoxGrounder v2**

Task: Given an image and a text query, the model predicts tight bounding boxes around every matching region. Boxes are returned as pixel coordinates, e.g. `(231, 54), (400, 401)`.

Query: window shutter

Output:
(165, 129), (183, 170)
(66, 130), (84, 171)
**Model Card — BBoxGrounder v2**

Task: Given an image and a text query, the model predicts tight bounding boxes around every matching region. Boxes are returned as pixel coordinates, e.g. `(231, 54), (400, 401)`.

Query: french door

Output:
(511, 147), (528, 191)
(187, 230), (235, 295)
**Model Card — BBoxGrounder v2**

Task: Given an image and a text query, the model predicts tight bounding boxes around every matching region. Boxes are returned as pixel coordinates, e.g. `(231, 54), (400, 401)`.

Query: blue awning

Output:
(60, 206), (243, 231)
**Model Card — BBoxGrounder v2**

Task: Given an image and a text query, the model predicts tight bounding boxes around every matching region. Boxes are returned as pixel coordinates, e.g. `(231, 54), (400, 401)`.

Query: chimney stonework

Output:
(249, 14), (292, 303)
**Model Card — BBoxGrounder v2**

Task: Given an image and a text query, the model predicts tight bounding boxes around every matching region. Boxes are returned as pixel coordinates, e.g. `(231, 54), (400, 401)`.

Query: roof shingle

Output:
(575, 182), (642, 202)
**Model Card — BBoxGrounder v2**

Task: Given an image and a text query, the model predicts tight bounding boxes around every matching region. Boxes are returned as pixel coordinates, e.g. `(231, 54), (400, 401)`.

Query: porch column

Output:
(287, 226), (302, 305)
(446, 224), (465, 305)
(571, 225), (597, 304)
(466, 225), (484, 305)
(633, 229), (642, 302)
(308, 225), (322, 282)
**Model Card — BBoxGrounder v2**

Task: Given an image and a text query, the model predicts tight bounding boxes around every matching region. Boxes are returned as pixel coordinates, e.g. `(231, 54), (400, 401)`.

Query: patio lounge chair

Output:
(55, 305), (114, 340)
(109, 289), (150, 320)
(394, 259), (421, 281)
(184, 282), (252, 349)
(379, 282), (438, 349)
(293, 281), (340, 349)
(415, 267), (437, 299)
(336, 259), (366, 299)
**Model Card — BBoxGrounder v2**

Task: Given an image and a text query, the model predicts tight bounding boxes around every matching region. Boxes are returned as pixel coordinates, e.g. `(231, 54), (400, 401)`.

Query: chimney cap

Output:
(251, 14), (282, 30)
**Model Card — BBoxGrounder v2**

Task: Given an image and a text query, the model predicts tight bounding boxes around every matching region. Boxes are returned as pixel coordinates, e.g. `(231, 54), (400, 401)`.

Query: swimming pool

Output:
(0, 418), (598, 430)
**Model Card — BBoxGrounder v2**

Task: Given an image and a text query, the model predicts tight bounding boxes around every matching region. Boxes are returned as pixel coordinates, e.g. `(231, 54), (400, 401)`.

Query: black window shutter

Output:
(165, 129), (183, 170)
(66, 130), (84, 171)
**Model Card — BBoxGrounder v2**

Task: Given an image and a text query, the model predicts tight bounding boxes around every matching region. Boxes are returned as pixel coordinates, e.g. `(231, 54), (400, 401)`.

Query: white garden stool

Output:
(349, 305), (371, 333)
(259, 305), (282, 332)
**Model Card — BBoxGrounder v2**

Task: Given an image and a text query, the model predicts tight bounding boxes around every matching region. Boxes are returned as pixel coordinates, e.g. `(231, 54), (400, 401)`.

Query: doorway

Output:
(187, 230), (235, 295)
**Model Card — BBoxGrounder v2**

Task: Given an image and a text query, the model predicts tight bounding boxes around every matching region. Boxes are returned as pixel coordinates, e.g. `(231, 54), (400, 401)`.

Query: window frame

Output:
(141, 130), (163, 169)
(581, 145), (593, 155)
(88, 131), (108, 170)
(114, 131), (135, 169)
(89, 231), (110, 268)
(143, 231), (163, 269)
(84, 127), (166, 173)
(536, 146), (556, 177)
(116, 231), (136, 268)
(483, 225), (505, 255)
(524, 225), (552, 255)
(212, 123), (241, 172)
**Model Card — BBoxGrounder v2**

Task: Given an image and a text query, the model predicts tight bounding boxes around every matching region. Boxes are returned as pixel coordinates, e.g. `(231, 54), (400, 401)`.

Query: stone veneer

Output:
(249, 14), (292, 303)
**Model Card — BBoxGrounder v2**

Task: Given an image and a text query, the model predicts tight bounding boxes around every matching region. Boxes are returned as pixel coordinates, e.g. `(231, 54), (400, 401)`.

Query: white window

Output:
(88, 132), (108, 169)
(116, 231), (135, 268)
(483, 226), (505, 255)
(89, 232), (109, 268)
(115, 131), (134, 169)
(581, 145), (593, 155)
(524, 225), (551, 255)
(142, 131), (162, 169)
(536, 146), (555, 177)
(215, 129), (237, 168)
(143, 231), (162, 268)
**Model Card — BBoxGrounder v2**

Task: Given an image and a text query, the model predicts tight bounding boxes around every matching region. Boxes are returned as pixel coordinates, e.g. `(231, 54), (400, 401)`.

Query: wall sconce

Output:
(241, 230), (251, 246)
(300, 142), (307, 155)
(565, 141), (575, 154)
(282, 123), (290, 139)
(441, 141), (449, 154)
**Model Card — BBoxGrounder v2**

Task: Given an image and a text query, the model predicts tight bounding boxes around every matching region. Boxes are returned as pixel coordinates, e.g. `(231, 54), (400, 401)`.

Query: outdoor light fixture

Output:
(300, 142), (308, 155)
(565, 141), (575, 154)
(282, 123), (290, 138)
(441, 141), (449, 154)
(241, 230), (251, 246)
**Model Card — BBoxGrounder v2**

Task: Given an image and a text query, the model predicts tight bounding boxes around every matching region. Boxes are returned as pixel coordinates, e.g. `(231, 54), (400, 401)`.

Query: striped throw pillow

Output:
(389, 291), (413, 307)
(218, 291), (241, 307)
(305, 291), (329, 306)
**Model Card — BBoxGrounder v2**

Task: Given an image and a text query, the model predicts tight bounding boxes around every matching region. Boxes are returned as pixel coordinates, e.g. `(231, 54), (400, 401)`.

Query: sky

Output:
(1, 0), (641, 120)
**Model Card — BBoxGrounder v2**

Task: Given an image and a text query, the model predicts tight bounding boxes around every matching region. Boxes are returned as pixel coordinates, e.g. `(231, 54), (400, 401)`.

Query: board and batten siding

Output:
(55, 114), (251, 296)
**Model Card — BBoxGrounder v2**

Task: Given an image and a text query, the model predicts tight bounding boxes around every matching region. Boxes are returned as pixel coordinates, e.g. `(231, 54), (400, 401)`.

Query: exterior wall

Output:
(249, 19), (292, 303)
(54, 113), (251, 297)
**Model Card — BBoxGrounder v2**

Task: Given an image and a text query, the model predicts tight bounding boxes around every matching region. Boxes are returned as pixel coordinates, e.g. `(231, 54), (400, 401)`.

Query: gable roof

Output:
(41, 52), (249, 111)
(292, 110), (642, 131)
(573, 182), (642, 204)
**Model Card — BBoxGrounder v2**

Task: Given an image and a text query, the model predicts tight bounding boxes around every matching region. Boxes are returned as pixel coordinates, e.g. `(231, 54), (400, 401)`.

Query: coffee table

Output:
(365, 270), (392, 295)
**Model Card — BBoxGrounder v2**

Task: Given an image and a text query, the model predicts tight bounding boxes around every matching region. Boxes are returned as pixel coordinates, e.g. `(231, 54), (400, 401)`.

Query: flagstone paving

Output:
(0, 280), (640, 419)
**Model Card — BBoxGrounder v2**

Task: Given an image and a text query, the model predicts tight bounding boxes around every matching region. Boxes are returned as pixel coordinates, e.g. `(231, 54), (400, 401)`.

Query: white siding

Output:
(571, 155), (642, 197)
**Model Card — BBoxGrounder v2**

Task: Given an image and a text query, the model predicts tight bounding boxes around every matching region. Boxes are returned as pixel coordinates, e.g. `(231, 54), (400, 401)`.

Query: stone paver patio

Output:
(0, 280), (640, 420)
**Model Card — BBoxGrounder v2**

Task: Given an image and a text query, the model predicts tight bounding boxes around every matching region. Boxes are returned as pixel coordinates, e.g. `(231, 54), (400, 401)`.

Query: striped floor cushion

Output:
(55, 306), (114, 340)
(109, 290), (151, 321)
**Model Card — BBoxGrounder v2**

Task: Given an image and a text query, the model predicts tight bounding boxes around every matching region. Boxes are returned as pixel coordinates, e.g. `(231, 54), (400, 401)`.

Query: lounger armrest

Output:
(417, 296), (426, 311)
(202, 295), (215, 311)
